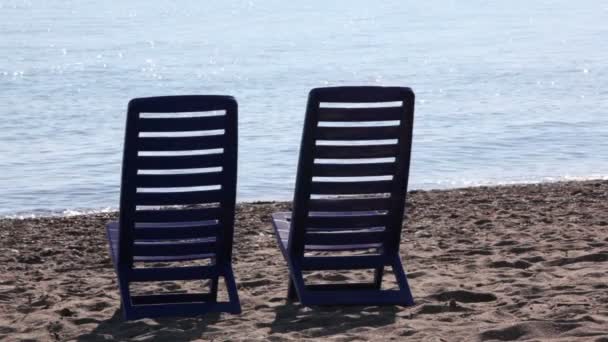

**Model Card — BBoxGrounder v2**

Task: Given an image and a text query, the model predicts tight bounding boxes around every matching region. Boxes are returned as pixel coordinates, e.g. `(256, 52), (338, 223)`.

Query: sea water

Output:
(1, 0), (607, 216)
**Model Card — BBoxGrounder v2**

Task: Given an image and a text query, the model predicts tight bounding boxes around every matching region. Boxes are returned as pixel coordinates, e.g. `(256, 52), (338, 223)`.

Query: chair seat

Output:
(106, 222), (215, 263)
(272, 212), (383, 253)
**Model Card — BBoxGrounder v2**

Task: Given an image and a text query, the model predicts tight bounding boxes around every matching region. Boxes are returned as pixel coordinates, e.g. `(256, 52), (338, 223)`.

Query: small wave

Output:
(411, 174), (608, 190)
(1, 207), (116, 220)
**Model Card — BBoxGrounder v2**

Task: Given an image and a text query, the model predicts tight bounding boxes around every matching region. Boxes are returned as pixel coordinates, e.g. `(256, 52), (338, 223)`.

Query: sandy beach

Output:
(1, 180), (607, 341)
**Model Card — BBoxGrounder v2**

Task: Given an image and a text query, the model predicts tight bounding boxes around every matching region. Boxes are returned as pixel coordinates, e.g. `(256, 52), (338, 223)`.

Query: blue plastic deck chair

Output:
(271, 86), (416, 306)
(106, 95), (241, 320)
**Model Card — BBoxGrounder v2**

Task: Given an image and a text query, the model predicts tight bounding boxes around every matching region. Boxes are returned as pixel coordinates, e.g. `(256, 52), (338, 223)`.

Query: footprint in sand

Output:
(320, 273), (351, 282)
(548, 252), (608, 266)
(406, 271), (426, 279)
(508, 246), (537, 254)
(85, 300), (111, 312)
(417, 301), (472, 315)
(465, 249), (493, 256)
(0, 326), (16, 335)
(398, 329), (418, 337)
(432, 290), (497, 303)
(479, 321), (581, 341)
(240, 279), (272, 288)
(488, 260), (532, 269)
(522, 256), (545, 263)
(494, 240), (518, 246)
(73, 318), (102, 325)
(56, 308), (75, 317)
(268, 296), (284, 303)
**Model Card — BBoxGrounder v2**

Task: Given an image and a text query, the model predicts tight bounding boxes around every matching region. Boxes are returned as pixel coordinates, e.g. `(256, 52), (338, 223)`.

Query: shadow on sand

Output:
(76, 310), (222, 342)
(75, 302), (398, 340)
(269, 303), (399, 337)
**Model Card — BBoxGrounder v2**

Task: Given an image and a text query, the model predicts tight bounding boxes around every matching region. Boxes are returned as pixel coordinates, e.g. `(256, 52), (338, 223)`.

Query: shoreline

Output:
(3, 177), (608, 219)
(1, 180), (607, 341)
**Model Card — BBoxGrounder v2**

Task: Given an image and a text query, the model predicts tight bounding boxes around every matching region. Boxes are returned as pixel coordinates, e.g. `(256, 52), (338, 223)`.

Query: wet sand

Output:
(1, 180), (607, 341)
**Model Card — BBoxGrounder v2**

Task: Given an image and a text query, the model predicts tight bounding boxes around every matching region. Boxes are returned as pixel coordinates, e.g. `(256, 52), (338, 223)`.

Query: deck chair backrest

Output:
(118, 95), (238, 266)
(289, 86), (415, 257)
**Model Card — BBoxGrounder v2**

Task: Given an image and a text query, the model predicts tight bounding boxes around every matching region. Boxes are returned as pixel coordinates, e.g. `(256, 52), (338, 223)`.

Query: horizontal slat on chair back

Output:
(314, 145), (398, 159)
(135, 190), (224, 206)
(133, 240), (216, 256)
(137, 135), (225, 151)
(136, 153), (224, 169)
(290, 87), (415, 255)
(310, 180), (393, 195)
(316, 126), (401, 140)
(312, 162), (394, 177)
(138, 115), (225, 132)
(118, 96), (237, 263)
(133, 222), (221, 240)
(134, 207), (222, 222)
(306, 213), (388, 229)
(318, 107), (402, 122)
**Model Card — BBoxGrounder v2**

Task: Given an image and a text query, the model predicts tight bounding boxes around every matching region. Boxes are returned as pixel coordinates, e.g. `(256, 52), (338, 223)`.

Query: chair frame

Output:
(107, 95), (241, 320)
(272, 86), (416, 306)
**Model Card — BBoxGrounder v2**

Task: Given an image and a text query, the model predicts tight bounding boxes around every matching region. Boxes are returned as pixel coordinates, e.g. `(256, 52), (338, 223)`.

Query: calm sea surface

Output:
(1, 0), (607, 216)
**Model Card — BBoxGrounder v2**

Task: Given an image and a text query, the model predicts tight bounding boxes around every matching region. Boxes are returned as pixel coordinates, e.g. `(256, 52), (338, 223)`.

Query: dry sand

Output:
(1, 180), (607, 341)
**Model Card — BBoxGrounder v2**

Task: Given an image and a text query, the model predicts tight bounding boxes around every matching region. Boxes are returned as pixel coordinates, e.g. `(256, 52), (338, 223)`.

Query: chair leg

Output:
(373, 266), (384, 290)
(287, 277), (298, 302)
(117, 269), (133, 320)
(208, 257), (218, 301)
(209, 276), (219, 302)
(286, 262), (309, 304)
(222, 265), (242, 314)
(391, 255), (415, 306)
